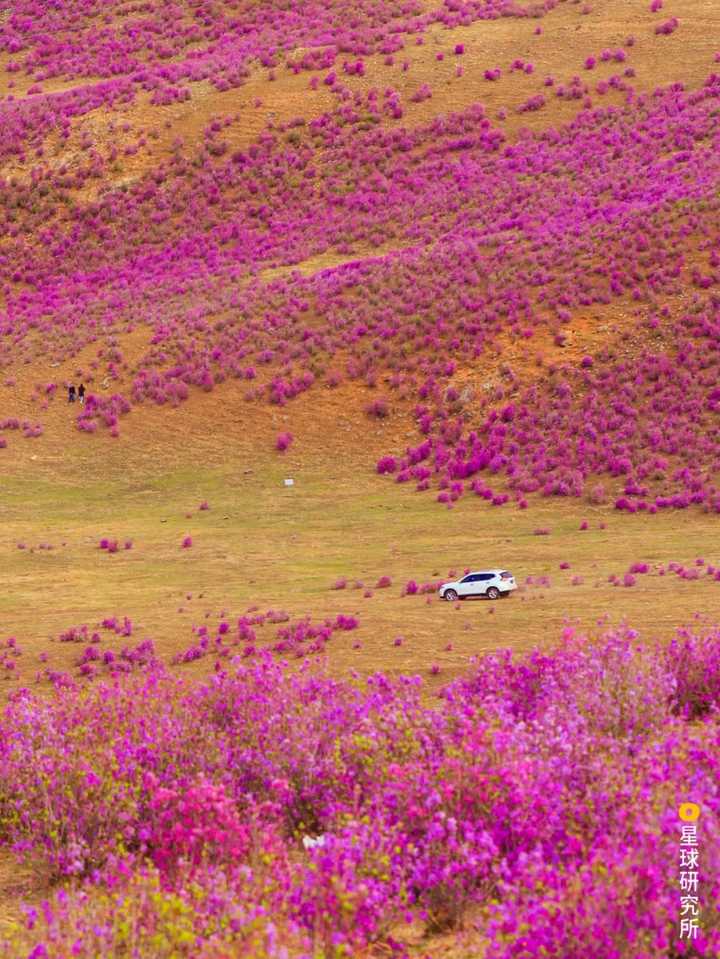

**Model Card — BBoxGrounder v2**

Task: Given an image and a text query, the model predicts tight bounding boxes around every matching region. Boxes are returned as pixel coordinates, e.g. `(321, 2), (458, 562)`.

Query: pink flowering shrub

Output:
(655, 16), (679, 35)
(1, 625), (720, 952)
(366, 398), (390, 419)
(665, 630), (720, 719)
(376, 456), (398, 474)
(147, 778), (262, 877)
(589, 484), (608, 505)
(517, 94), (545, 114)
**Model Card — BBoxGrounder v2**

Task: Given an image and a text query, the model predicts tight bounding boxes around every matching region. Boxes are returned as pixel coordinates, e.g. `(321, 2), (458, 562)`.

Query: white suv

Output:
(439, 570), (517, 602)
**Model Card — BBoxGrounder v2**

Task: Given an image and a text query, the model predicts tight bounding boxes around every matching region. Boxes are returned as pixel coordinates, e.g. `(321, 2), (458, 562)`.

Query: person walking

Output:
(68, 384), (76, 403)
(78, 383), (86, 405)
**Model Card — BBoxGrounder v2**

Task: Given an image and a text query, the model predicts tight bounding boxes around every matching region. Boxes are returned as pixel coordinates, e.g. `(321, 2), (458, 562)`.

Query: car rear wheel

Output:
(444, 589), (458, 602)
(486, 587), (500, 600)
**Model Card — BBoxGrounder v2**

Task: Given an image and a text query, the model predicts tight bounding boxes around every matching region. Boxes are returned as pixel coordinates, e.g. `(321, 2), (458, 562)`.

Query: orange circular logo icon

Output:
(679, 803), (700, 822)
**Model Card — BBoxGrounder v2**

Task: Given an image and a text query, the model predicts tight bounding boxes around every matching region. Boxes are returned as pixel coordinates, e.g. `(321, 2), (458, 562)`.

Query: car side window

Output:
(478, 573), (492, 581)
(460, 575), (473, 583)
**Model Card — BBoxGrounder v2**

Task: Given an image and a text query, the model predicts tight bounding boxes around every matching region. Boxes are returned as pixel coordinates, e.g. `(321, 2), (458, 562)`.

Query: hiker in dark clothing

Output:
(78, 383), (86, 406)
(68, 385), (76, 403)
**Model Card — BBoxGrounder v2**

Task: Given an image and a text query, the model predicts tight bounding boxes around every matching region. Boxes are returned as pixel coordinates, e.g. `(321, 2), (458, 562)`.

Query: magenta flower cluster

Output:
(1, 624), (719, 955)
(172, 610), (359, 666)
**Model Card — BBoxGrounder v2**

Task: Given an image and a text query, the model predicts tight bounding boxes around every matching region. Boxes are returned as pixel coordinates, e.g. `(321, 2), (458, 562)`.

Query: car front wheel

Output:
(444, 589), (458, 602)
(486, 587), (500, 600)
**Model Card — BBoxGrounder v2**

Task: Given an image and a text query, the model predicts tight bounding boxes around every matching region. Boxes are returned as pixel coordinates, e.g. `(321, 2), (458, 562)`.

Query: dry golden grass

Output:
(2, 376), (720, 700)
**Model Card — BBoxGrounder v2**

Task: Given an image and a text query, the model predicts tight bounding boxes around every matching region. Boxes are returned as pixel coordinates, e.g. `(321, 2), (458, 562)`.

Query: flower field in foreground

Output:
(1, 625), (719, 957)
